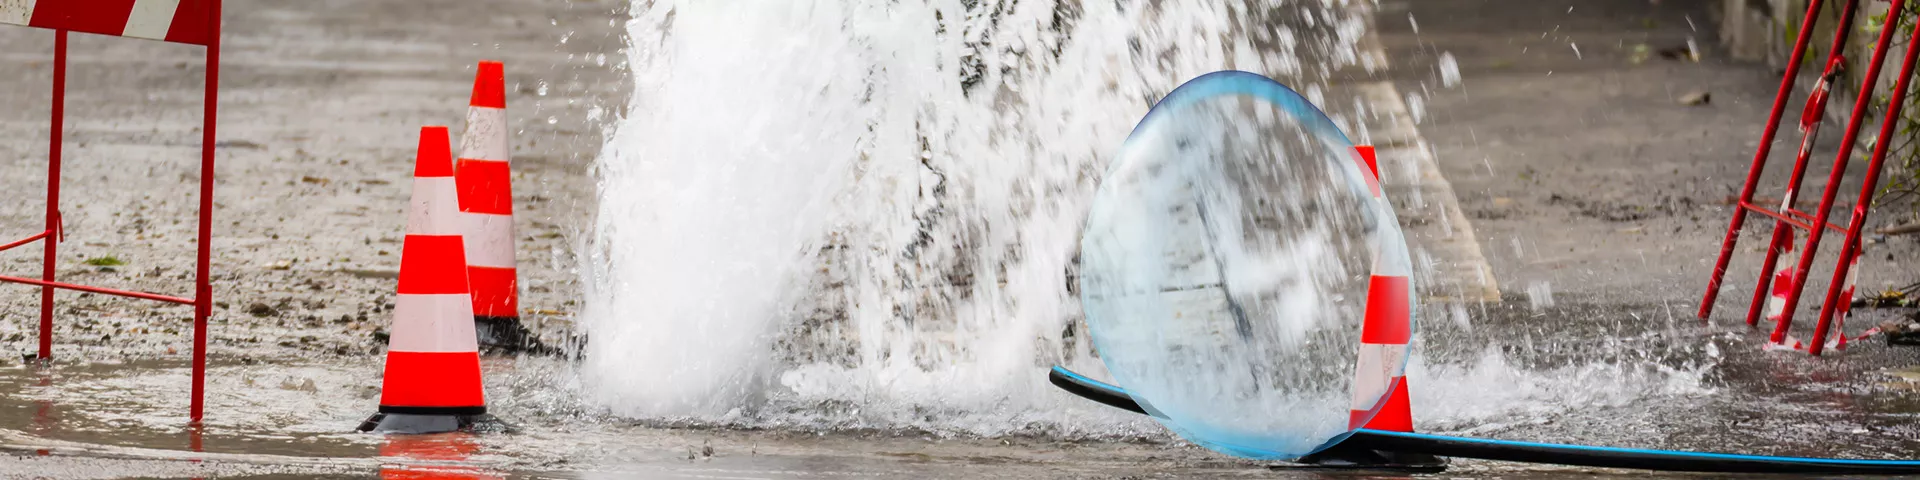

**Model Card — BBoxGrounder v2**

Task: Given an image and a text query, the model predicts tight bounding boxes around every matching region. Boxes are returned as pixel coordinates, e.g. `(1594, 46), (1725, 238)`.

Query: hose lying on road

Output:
(1048, 366), (1920, 474)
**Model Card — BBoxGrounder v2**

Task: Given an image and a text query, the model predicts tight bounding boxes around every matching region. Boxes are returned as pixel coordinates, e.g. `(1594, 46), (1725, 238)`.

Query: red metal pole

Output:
(0, 275), (196, 305)
(1742, 0), (1861, 329)
(1808, 15), (1920, 356)
(1772, 0), (1908, 345)
(38, 30), (67, 362)
(190, 0), (221, 425)
(1746, 0), (1862, 330)
(0, 231), (50, 256)
(1744, 228), (1789, 326)
(1700, 0), (1831, 320)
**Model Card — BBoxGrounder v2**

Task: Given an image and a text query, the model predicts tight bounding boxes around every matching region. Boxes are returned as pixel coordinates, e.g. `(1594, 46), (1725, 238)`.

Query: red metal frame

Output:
(1751, 0), (1867, 337)
(1700, 0), (1837, 318)
(1700, 0), (1914, 356)
(0, 3), (222, 423)
(1809, 11), (1920, 355)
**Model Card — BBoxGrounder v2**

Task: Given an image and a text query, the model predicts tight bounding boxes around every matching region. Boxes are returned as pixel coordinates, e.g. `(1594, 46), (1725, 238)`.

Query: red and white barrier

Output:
(455, 61), (524, 347)
(1347, 145), (1416, 433)
(0, 0), (214, 45)
(375, 126), (487, 421)
(1764, 237), (1798, 328)
(0, 0), (222, 425)
(1831, 250), (1861, 351)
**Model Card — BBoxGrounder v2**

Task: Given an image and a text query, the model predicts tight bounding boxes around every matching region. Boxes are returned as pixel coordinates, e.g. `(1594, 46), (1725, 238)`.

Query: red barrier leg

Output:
(1808, 16), (1920, 356)
(1772, 0), (1909, 344)
(1701, 0), (1832, 320)
(37, 30), (67, 362)
(189, 0), (222, 426)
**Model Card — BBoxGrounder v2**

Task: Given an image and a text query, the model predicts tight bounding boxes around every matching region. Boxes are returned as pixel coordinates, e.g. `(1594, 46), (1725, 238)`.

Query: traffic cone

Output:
(1345, 146), (1413, 433)
(455, 60), (534, 352)
(1296, 146), (1440, 469)
(359, 126), (491, 434)
(1348, 270), (1413, 434)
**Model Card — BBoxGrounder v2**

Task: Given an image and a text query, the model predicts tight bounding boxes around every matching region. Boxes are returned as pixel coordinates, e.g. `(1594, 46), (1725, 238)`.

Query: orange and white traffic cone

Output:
(1299, 146), (1440, 468)
(1348, 149), (1411, 435)
(455, 60), (532, 352)
(360, 126), (491, 434)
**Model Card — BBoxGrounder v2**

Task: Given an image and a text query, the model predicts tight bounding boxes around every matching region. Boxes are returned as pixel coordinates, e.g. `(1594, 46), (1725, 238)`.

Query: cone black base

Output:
(475, 315), (536, 352)
(1285, 442), (1448, 473)
(357, 412), (496, 434)
(477, 315), (586, 358)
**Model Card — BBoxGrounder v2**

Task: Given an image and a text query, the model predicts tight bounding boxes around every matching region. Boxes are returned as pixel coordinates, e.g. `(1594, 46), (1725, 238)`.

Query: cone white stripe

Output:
(406, 178), (463, 236)
(1369, 242), (1413, 277)
(460, 107), (510, 163)
(0, 1), (33, 26)
(122, 0), (182, 40)
(389, 294), (480, 352)
(465, 213), (517, 268)
(1349, 343), (1407, 410)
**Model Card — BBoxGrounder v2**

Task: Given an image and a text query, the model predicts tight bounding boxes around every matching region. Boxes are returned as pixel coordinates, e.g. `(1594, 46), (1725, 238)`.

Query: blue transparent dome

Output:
(1079, 71), (1415, 459)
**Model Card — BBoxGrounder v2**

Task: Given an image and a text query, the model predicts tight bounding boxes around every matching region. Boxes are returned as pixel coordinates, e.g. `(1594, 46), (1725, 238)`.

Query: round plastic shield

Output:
(1079, 71), (1415, 459)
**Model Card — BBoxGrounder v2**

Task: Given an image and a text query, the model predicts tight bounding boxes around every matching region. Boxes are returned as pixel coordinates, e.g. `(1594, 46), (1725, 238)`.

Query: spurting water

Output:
(579, 0), (1712, 439)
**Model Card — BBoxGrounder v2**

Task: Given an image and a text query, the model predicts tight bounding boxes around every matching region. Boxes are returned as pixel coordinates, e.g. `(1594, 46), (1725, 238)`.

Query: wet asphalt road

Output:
(3, 0), (1920, 478)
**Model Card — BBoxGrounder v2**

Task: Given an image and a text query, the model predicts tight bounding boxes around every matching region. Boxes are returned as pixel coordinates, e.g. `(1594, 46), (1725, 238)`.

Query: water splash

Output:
(576, 0), (1708, 440)
(579, 0), (1371, 434)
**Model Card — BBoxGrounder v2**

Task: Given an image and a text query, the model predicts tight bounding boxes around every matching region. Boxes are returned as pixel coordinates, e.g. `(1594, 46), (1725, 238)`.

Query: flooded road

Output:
(4, 293), (1919, 477)
(1, 0), (1919, 477)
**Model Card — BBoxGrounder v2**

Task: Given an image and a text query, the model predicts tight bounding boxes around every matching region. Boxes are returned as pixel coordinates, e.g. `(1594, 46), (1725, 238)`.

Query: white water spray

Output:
(580, 0), (1371, 433)
(576, 0), (1709, 438)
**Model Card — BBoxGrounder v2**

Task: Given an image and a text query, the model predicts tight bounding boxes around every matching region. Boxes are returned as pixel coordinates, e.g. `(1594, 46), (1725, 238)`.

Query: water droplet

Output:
(1438, 52), (1461, 88)
(1406, 93), (1426, 124)
(1527, 282), (1556, 311)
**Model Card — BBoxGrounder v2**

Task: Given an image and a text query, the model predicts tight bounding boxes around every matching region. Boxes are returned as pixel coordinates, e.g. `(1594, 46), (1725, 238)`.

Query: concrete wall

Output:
(1719, 0), (1791, 65)
(1718, 0), (1905, 123)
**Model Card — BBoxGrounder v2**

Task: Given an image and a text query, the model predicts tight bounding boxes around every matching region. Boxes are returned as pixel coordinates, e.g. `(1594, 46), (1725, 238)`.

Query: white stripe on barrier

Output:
(389, 293), (479, 352)
(464, 213), (517, 268)
(1349, 342), (1408, 410)
(406, 178), (464, 236)
(0, 0), (32, 26)
(460, 107), (510, 163)
(121, 0), (182, 40)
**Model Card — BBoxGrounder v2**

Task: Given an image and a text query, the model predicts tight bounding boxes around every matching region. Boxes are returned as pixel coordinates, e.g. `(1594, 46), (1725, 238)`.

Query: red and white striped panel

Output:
(1831, 249), (1862, 351)
(1347, 145), (1417, 433)
(382, 126), (484, 411)
(0, 0), (214, 45)
(455, 61), (520, 319)
(1764, 239), (1797, 324)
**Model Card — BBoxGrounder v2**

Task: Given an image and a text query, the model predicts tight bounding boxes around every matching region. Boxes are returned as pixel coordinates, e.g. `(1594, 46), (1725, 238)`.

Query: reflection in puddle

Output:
(379, 433), (503, 480)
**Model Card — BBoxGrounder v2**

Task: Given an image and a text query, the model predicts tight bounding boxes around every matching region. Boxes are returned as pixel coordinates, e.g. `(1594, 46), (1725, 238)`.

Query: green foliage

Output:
(1881, 1), (1920, 226)
(83, 256), (125, 267)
